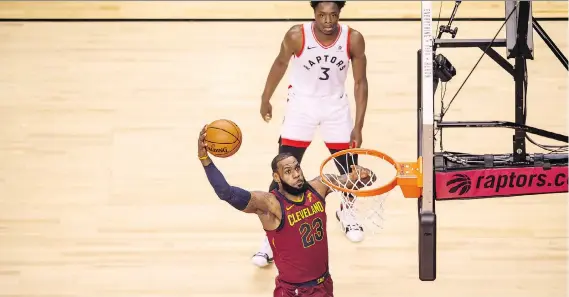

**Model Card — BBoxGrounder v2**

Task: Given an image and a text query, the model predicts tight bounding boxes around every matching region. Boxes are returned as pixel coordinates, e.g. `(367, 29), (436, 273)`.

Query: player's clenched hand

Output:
(198, 125), (210, 162)
(348, 165), (376, 185)
(260, 101), (272, 123)
(350, 128), (362, 148)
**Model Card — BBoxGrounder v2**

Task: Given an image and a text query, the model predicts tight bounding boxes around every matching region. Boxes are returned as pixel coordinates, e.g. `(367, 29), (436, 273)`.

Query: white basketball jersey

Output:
(289, 22), (351, 97)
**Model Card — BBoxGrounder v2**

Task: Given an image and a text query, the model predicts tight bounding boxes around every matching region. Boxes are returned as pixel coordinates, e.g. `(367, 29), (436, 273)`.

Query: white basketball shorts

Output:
(280, 89), (353, 150)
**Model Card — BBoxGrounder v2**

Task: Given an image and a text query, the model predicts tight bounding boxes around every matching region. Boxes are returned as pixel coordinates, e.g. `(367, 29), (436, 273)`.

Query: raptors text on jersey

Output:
(289, 22), (351, 97)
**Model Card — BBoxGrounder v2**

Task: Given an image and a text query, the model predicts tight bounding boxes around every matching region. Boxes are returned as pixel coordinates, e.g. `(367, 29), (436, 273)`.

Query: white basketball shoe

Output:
(251, 236), (273, 268)
(336, 207), (365, 243)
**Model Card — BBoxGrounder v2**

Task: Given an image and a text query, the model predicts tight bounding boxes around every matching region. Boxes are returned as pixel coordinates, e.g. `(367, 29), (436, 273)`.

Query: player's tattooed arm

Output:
(242, 191), (280, 215)
(312, 165), (377, 197)
(202, 162), (279, 215)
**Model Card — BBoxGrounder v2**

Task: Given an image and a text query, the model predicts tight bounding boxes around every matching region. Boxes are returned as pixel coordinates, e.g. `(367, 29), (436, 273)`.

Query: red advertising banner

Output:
(435, 166), (568, 200)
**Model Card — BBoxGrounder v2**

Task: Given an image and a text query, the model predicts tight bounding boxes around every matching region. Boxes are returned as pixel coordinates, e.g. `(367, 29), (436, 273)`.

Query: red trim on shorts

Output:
(295, 24), (305, 58)
(325, 142), (350, 150)
(281, 138), (311, 148)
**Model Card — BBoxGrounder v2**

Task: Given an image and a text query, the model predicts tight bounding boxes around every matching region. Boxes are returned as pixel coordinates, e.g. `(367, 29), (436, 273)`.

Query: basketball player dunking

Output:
(198, 125), (376, 297)
(255, 1), (369, 267)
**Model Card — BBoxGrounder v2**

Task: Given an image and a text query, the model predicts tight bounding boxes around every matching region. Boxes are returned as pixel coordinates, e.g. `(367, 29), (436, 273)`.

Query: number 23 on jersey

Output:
(299, 217), (324, 248)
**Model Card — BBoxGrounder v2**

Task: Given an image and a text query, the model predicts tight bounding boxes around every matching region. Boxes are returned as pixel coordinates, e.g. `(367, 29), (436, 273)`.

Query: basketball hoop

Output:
(319, 148), (423, 232)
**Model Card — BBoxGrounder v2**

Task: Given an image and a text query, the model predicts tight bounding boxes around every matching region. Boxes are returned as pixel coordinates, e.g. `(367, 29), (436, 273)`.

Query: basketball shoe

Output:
(336, 202), (365, 243)
(251, 236), (273, 268)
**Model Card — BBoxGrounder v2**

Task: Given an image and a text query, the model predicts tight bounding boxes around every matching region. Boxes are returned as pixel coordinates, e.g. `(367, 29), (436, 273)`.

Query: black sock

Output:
(328, 148), (359, 205)
(328, 148), (359, 175)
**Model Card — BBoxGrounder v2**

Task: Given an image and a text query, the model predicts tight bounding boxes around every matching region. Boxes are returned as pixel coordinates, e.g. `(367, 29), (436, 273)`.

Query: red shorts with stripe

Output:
(274, 275), (334, 297)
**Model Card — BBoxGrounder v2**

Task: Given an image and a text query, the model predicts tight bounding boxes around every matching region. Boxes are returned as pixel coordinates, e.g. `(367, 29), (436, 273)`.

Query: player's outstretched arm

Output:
(198, 126), (277, 214)
(311, 165), (377, 197)
(260, 24), (303, 122)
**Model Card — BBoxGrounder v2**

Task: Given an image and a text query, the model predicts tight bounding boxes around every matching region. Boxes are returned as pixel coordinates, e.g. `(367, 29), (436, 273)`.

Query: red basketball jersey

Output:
(265, 185), (329, 284)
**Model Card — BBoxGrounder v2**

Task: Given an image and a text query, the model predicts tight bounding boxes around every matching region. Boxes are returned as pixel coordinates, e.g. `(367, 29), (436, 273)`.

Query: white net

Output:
(320, 150), (398, 234)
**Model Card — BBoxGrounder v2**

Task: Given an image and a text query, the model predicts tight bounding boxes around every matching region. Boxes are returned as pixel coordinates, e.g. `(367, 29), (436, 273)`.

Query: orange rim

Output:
(319, 148), (401, 197)
(320, 148), (423, 198)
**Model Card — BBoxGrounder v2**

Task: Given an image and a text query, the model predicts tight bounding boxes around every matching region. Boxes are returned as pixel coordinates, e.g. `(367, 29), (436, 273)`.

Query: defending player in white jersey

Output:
(253, 1), (369, 268)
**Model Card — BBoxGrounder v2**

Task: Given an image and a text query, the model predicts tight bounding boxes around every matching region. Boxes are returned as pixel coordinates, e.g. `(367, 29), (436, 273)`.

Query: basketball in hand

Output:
(204, 119), (242, 158)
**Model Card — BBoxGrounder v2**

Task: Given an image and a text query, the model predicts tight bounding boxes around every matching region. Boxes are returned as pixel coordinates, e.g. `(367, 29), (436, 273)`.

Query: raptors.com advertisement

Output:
(435, 166), (568, 200)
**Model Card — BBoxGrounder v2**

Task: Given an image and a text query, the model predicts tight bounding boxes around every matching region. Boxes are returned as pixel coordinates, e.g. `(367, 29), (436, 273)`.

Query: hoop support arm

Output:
(397, 157), (424, 198)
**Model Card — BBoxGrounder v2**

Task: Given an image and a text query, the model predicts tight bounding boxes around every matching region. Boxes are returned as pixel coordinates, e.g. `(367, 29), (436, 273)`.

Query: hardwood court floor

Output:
(0, 19), (567, 297)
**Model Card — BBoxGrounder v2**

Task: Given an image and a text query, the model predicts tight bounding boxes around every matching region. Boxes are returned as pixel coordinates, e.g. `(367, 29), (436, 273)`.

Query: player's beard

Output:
(281, 179), (308, 196)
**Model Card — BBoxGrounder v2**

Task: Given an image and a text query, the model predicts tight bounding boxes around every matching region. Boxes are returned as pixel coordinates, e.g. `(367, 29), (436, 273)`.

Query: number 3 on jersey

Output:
(319, 67), (330, 80)
(299, 217), (324, 248)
